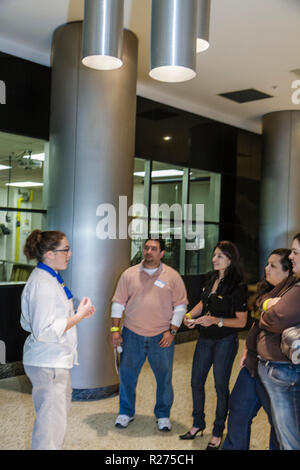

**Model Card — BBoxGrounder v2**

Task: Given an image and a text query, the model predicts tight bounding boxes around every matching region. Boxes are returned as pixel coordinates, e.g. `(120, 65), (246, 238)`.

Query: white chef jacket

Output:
(21, 267), (78, 368)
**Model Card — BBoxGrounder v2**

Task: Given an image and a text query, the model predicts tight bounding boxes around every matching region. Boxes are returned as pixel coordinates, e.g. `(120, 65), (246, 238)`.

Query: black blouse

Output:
(197, 273), (248, 340)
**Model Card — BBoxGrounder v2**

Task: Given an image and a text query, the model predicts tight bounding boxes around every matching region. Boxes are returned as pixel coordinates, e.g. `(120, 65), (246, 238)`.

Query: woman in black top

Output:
(179, 241), (248, 449)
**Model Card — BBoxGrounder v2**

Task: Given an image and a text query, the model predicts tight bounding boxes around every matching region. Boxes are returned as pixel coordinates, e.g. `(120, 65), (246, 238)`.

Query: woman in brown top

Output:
(257, 233), (300, 450)
(222, 248), (293, 450)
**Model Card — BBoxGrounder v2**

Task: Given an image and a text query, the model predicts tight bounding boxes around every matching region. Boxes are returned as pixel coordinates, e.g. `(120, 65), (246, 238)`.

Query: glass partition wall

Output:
(132, 158), (221, 275)
(0, 131), (47, 282)
(0, 130), (222, 282)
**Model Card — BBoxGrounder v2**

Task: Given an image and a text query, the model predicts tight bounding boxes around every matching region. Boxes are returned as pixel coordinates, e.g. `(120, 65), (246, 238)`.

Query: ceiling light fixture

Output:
(196, 0), (211, 53)
(134, 169), (184, 178)
(82, 0), (124, 71)
(150, 0), (198, 83)
(6, 182), (43, 188)
(23, 153), (45, 161)
(163, 136), (172, 141)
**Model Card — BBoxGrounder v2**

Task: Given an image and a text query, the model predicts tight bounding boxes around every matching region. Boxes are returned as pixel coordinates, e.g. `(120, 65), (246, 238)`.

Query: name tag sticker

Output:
(154, 279), (166, 288)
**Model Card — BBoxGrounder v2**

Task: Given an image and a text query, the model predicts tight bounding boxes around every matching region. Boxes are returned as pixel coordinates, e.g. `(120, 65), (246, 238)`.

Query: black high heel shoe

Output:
(205, 437), (222, 450)
(179, 428), (204, 440)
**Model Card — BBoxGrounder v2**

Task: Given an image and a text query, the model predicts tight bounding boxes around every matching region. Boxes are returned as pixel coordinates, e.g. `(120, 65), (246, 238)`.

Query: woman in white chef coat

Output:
(21, 229), (95, 450)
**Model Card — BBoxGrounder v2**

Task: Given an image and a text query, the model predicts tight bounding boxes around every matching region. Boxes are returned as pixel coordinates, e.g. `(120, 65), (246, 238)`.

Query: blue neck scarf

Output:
(37, 261), (73, 300)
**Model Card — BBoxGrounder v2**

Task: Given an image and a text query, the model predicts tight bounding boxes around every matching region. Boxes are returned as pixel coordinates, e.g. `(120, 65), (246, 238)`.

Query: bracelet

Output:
(262, 299), (271, 312)
(110, 326), (120, 333)
(185, 312), (192, 319)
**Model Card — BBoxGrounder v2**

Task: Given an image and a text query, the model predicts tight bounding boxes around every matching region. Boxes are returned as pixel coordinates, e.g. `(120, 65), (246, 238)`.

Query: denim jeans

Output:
(258, 359), (300, 450)
(222, 367), (279, 450)
(191, 333), (238, 437)
(119, 327), (174, 419)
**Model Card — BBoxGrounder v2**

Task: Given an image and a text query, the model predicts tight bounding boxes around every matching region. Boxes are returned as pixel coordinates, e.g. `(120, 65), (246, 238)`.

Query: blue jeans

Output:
(258, 359), (300, 450)
(119, 327), (174, 419)
(222, 367), (279, 450)
(191, 334), (238, 437)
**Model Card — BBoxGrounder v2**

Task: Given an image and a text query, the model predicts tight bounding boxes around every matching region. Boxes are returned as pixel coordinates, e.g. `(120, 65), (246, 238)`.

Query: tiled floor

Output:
(0, 336), (270, 450)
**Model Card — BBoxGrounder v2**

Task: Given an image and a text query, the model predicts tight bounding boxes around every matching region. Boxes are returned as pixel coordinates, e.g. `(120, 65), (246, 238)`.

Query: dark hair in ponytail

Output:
(24, 229), (66, 262)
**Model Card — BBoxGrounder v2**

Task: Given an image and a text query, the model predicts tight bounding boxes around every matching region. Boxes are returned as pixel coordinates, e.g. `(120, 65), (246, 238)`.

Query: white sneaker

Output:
(115, 414), (134, 428)
(157, 417), (171, 432)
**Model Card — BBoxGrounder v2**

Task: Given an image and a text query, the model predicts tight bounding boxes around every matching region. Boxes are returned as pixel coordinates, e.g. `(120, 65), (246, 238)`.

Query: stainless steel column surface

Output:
(260, 111), (300, 274)
(48, 22), (138, 399)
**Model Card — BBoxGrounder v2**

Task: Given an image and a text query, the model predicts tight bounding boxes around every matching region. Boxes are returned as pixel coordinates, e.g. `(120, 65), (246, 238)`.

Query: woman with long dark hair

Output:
(179, 241), (248, 449)
(21, 229), (95, 450)
(222, 248), (293, 450)
(256, 234), (300, 450)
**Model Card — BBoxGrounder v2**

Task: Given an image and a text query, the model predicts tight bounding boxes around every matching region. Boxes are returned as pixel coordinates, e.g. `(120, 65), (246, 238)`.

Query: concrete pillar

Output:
(48, 22), (138, 399)
(260, 111), (300, 274)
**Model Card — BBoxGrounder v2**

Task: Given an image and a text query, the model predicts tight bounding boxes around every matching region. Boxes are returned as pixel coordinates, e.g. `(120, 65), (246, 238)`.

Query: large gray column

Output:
(259, 111), (300, 274)
(48, 22), (138, 398)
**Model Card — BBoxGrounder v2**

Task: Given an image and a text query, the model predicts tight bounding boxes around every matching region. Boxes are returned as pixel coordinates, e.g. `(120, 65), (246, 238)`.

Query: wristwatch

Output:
(217, 318), (224, 328)
(169, 329), (177, 336)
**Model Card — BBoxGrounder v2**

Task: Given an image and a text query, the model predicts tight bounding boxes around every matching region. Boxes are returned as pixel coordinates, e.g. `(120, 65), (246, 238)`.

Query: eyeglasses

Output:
(54, 248), (71, 253)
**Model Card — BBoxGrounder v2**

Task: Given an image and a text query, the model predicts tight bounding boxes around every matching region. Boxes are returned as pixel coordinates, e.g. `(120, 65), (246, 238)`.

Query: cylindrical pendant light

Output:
(82, 0), (124, 70)
(150, 0), (198, 83)
(196, 0), (210, 53)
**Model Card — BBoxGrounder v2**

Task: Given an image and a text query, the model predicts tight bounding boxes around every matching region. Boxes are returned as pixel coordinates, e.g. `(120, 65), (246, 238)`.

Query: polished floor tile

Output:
(0, 337), (269, 450)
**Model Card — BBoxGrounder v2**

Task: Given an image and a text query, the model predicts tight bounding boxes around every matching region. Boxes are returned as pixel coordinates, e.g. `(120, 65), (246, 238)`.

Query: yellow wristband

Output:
(110, 326), (120, 333)
(185, 313), (192, 319)
(262, 299), (271, 312)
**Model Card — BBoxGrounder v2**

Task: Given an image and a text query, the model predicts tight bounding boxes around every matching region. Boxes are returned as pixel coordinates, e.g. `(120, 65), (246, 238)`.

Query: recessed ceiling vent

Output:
(218, 88), (273, 103)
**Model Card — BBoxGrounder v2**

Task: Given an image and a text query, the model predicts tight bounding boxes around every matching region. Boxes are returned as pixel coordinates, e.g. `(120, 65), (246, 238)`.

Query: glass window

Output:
(189, 168), (220, 223)
(150, 161), (184, 271)
(150, 161), (184, 210)
(0, 131), (47, 209)
(186, 168), (221, 274)
(185, 223), (219, 275)
(130, 158), (221, 275)
(132, 157), (146, 212)
(131, 158), (147, 265)
(0, 131), (47, 283)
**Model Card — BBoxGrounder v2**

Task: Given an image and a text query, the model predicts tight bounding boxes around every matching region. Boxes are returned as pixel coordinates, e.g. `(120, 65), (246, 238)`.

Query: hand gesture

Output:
(77, 297), (96, 319)
(196, 315), (216, 327)
(184, 314), (196, 328)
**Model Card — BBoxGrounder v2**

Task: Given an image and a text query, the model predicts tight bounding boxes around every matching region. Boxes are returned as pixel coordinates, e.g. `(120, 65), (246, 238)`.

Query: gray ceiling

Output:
(0, 0), (299, 135)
